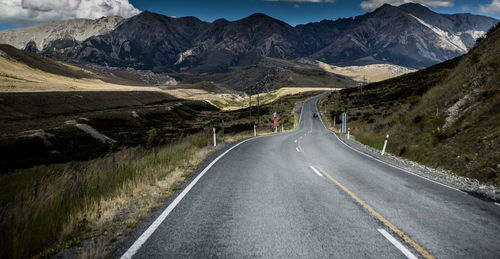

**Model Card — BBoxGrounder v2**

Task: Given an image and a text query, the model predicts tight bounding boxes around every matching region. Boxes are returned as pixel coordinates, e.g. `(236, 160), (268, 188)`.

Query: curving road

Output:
(118, 94), (500, 259)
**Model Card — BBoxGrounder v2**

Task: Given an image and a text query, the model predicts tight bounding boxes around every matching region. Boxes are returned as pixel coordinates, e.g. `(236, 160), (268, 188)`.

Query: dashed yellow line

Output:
(297, 141), (304, 153)
(315, 166), (435, 259)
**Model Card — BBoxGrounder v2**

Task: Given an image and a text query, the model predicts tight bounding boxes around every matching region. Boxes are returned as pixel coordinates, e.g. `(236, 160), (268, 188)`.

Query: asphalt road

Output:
(118, 95), (500, 259)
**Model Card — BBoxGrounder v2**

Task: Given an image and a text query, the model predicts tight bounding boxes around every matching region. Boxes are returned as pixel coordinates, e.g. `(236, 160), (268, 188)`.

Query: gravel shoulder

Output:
(335, 133), (500, 203)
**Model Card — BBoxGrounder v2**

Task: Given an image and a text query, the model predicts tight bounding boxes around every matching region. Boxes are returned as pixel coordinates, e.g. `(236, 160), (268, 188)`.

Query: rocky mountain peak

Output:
(237, 12), (291, 27)
(2, 5), (496, 72)
(247, 13), (272, 19)
(0, 16), (124, 50)
(213, 18), (230, 25)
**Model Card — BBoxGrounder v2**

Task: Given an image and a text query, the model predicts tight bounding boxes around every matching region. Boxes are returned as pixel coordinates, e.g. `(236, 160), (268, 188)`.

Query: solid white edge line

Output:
(296, 147), (301, 153)
(309, 165), (323, 177)
(314, 98), (462, 193)
(299, 99), (305, 125)
(121, 137), (258, 259)
(121, 96), (316, 258)
(495, 202), (500, 206)
(332, 130), (461, 192)
(378, 229), (418, 259)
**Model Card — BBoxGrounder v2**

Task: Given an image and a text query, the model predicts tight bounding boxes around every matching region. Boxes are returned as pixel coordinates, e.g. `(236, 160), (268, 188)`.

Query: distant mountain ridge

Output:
(0, 16), (124, 52)
(0, 3), (497, 72)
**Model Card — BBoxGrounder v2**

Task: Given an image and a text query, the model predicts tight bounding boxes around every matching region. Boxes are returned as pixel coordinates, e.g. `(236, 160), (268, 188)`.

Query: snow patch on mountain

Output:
(409, 14), (468, 52)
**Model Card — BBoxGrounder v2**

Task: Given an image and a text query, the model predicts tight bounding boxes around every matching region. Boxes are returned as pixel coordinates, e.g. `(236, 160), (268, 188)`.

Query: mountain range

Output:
(0, 3), (497, 73)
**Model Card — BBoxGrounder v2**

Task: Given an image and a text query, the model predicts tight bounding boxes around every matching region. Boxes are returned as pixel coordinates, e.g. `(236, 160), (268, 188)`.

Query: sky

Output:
(0, 0), (499, 30)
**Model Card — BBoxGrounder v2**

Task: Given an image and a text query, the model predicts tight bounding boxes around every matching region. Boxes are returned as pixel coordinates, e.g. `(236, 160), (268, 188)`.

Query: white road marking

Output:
(334, 132), (462, 192)
(294, 140), (297, 143)
(378, 229), (418, 259)
(495, 202), (500, 206)
(299, 100), (305, 125)
(314, 99), (462, 193)
(121, 137), (259, 259)
(296, 147), (301, 153)
(120, 99), (320, 258)
(309, 166), (323, 177)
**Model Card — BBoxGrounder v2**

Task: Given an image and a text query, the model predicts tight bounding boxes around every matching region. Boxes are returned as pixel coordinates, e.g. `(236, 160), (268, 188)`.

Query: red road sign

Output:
(273, 112), (280, 128)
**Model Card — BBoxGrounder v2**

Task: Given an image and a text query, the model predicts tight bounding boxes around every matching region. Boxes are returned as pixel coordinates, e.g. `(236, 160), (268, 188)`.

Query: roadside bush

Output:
(145, 128), (159, 149)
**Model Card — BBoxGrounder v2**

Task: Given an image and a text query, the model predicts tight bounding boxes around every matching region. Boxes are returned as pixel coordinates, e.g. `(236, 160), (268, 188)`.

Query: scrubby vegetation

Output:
(0, 90), (317, 258)
(321, 24), (500, 185)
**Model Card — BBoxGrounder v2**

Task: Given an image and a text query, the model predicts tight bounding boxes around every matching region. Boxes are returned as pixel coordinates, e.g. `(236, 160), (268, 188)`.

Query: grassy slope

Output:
(314, 60), (416, 83)
(0, 44), (163, 92)
(322, 24), (500, 185)
(172, 57), (357, 93)
(0, 91), (317, 258)
(0, 89), (319, 170)
(0, 45), (333, 111)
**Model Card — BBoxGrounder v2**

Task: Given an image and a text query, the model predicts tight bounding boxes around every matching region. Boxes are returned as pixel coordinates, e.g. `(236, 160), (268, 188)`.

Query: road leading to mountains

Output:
(118, 95), (500, 259)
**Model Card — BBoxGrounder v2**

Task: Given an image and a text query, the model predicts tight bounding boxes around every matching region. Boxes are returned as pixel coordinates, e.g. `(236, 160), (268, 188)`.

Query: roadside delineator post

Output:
(333, 116), (336, 129)
(213, 128), (217, 147)
(282, 125), (284, 133)
(254, 125), (257, 136)
(381, 134), (389, 155)
(347, 128), (350, 140)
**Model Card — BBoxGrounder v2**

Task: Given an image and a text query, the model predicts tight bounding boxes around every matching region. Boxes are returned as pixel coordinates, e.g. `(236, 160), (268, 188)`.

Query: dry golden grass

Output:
(0, 55), (333, 112)
(316, 60), (416, 83)
(0, 56), (161, 92)
(219, 87), (336, 110)
(1, 132), (255, 258)
(0, 86), (314, 258)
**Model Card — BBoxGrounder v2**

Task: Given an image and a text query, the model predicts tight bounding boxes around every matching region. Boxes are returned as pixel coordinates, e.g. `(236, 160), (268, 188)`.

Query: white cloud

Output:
(360, 0), (454, 11)
(264, 0), (336, 3)
(479, 0), (500, 14)
(0, 0), (140, 26)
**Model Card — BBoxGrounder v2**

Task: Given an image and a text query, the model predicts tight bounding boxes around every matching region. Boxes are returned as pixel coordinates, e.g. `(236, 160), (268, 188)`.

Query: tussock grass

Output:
(319, 25), (500, 185)
(0, 131), (250, 259)
(0, 89), (316, 258)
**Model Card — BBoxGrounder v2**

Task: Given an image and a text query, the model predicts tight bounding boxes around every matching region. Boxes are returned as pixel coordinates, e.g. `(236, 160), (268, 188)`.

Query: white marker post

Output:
(213, 128), (217, 147)
(282, 125), (284, 133)
(254, 125), (257, 136)
(333, 116), (336, 129)
(347, 128), (350, 140)
(381, 134), (389, 155)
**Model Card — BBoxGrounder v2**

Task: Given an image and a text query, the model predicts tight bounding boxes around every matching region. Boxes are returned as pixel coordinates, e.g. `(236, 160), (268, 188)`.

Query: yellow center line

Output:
(315, 166), (435, 259)
(297, 141), (304, 153)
